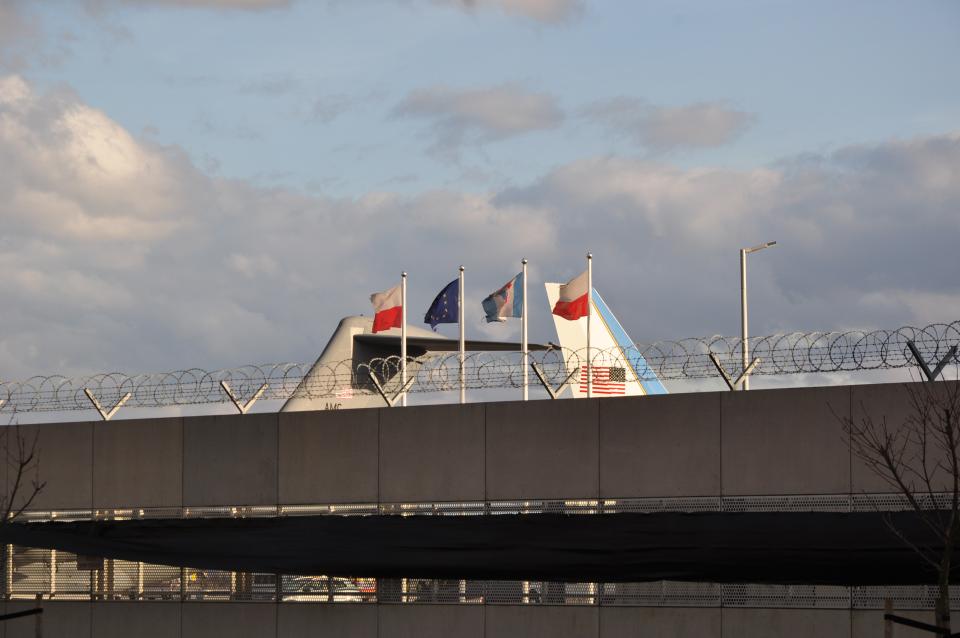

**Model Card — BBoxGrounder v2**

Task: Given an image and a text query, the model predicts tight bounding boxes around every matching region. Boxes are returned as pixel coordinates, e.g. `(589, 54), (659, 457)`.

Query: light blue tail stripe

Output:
(592, 290), (668, 395)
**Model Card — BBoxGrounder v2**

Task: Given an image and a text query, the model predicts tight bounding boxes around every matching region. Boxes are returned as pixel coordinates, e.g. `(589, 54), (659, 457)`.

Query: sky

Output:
(0, 0), (958, 383)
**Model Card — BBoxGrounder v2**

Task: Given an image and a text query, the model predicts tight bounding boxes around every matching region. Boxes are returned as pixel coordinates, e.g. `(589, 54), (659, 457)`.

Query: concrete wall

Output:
(4, 381), (953, 638)
(93, 418), (182, 510)
(17, 380), (949, 512)
(1, 602), (943, 638)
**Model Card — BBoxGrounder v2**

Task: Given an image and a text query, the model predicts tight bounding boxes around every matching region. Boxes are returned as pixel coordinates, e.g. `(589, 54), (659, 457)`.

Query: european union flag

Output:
(424, 279), (459, 330)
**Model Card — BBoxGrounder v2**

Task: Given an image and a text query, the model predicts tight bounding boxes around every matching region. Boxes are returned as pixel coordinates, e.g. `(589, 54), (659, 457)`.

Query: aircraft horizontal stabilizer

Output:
(354, 334), (550, 354)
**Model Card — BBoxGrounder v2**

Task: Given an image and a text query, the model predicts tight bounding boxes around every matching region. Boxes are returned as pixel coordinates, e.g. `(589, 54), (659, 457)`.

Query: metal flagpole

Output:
(740, 249), (748, 391)
(401, 272), (407, 407)
(521, 258), (528, 401)
(586, 253), (592, 399)
(459, 266), (465, 404)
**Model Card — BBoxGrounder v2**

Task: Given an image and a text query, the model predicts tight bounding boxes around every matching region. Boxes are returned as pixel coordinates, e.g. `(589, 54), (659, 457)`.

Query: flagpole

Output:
(521, 258), (528, 401)
(586, 253), (592, 399)
(459, 265), (465, 405)
(401, 271), (407, 407)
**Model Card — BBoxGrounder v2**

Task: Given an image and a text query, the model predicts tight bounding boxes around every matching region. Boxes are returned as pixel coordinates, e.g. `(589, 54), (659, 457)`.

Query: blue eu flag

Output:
(424, 279), (459, 330)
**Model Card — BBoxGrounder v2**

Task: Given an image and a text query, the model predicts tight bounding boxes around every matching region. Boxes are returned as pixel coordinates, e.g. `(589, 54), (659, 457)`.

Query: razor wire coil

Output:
(1, 321), (957, 414)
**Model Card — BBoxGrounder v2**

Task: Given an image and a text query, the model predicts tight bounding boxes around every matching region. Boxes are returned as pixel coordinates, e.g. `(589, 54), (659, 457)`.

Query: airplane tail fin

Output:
(544, 284), (667, 398)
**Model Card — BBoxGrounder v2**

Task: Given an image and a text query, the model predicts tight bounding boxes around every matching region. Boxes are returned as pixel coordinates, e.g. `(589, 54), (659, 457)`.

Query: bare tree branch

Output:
(842, 382), (960, 631)
(0, 416), (47, 600)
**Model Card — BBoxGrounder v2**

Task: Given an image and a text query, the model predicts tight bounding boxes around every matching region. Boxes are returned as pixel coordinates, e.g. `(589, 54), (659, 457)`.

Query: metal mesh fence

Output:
(7, 494), (960, 609)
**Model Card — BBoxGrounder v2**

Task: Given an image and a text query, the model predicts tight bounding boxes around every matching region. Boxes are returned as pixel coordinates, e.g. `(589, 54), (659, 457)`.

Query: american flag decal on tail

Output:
(579, 366), (626, 395)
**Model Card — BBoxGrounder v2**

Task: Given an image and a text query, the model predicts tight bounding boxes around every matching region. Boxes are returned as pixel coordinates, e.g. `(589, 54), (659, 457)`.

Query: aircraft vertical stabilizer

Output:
(545, 284), (667, 398)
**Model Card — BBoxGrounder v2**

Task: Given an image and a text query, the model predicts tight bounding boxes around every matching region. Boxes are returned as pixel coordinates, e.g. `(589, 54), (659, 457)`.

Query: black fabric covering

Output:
(0, 511), (947, 585)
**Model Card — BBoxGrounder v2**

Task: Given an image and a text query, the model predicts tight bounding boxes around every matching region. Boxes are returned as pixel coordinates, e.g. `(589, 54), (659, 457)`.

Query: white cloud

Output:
(0, 2), (47, 70)
(89, 0), (291, 10)
(497, 133), (960, 335)
(91, 0), (580, 21)
(436, 0), (583, 23)
(394, 84), (564, 156)
(0, 0), (577, 75)
(0, 75), (958, 382)
(0, 76), (192, 244)
(584, 97), (755, 151)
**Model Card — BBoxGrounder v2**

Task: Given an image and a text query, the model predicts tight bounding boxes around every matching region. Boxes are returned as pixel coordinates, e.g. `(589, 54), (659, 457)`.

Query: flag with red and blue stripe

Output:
(482, 272), (523, 323)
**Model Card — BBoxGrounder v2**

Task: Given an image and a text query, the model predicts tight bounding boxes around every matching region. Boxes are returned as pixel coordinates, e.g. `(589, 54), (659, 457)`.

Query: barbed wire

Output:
(0, 321), (957, 414)
(635, 321), (960, 378)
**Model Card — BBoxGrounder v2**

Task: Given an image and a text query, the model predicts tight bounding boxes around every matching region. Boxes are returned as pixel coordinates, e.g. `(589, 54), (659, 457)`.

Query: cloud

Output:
(435, 0), (583, 23)
(394, 84), (564, 156)
(0, 76), (193, 243)
(0, 75), (958, 385)
(0, 75), (554, 375)
(496, 134), (960, 336)
(238, 74), (300, 96)
(87, 0), (292, 10)
(0, 0), (577, 73)
(310, 94), (352, 124)
(583, 97), (755, 151)
(0, 2), (50, 70)
(0, 3), (30, 53)
(90, 0), (580, 21)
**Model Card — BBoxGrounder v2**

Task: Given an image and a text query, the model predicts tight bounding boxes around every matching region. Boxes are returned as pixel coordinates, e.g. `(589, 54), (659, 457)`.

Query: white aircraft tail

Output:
(282, 316), (549, 412)
(544, 284), (668, 398)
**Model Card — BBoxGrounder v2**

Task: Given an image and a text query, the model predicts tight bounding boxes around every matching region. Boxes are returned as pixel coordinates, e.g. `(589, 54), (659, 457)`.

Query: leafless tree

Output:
(841, 380), (960, 633)
(0, 417), (46, 598)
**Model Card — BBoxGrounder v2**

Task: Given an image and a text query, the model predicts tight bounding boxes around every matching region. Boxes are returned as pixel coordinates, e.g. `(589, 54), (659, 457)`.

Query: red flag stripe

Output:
(552, 293), (588, 321)
(372, 305), (402, 333)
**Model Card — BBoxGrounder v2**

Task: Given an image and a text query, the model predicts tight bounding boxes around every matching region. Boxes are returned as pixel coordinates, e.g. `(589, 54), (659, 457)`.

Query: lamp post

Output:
(740, 241), (777, 391)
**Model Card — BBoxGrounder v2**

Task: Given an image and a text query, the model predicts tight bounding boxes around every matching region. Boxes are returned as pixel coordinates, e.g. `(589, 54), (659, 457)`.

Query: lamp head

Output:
(744, 240), (778, 254)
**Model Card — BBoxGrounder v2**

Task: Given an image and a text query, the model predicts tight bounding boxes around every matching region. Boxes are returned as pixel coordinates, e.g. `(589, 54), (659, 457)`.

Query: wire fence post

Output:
(530, 362), (578, 399)
(83, 389), (131, 421)
(907, 341), (957, 383)
(709, 353), (760, 391)
(219, 381), (268, 414)
(34, 593), (42, 638)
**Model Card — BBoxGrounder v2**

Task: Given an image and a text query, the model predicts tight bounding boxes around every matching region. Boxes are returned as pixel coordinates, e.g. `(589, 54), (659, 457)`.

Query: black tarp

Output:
(0, 511), (947, 585)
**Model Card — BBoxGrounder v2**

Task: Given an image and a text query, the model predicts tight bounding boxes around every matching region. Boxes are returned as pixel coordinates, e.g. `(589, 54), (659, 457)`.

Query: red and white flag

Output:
(370, 284), (402, 333)
(551, 270), (589, 320)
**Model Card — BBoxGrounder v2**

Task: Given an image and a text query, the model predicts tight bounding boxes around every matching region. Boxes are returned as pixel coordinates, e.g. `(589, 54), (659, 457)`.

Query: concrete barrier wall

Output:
(3, 602), (943, 638)
(183, 414), (278, 507)
(20, 381), (960, 511)
(279, 409), (379, 505)
(599, 392), (721, 498)
(720, 385), (851, 496)
(381, 403), (486, 503)
(93, 417), (182, 510)
(16, 422), (93, 512)
(7, 382), (954, 638)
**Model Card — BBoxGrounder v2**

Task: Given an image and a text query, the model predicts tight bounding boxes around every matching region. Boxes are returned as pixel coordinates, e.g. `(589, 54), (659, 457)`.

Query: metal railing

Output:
(6, 495), (960, 610)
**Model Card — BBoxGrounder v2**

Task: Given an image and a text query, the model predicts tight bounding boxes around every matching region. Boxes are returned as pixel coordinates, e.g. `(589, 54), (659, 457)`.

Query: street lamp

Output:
(740, 241), (777, 391)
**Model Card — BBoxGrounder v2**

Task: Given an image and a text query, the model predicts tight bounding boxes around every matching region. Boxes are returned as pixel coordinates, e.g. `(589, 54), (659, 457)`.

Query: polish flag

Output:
(370, 284), (403, 333)
(552, 270), (589, 320)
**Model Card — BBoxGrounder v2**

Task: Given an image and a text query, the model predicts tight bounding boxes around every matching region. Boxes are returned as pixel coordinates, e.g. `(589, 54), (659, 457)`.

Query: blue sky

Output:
(0, 0), (958, 382)
(22, 1), (960, 195)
